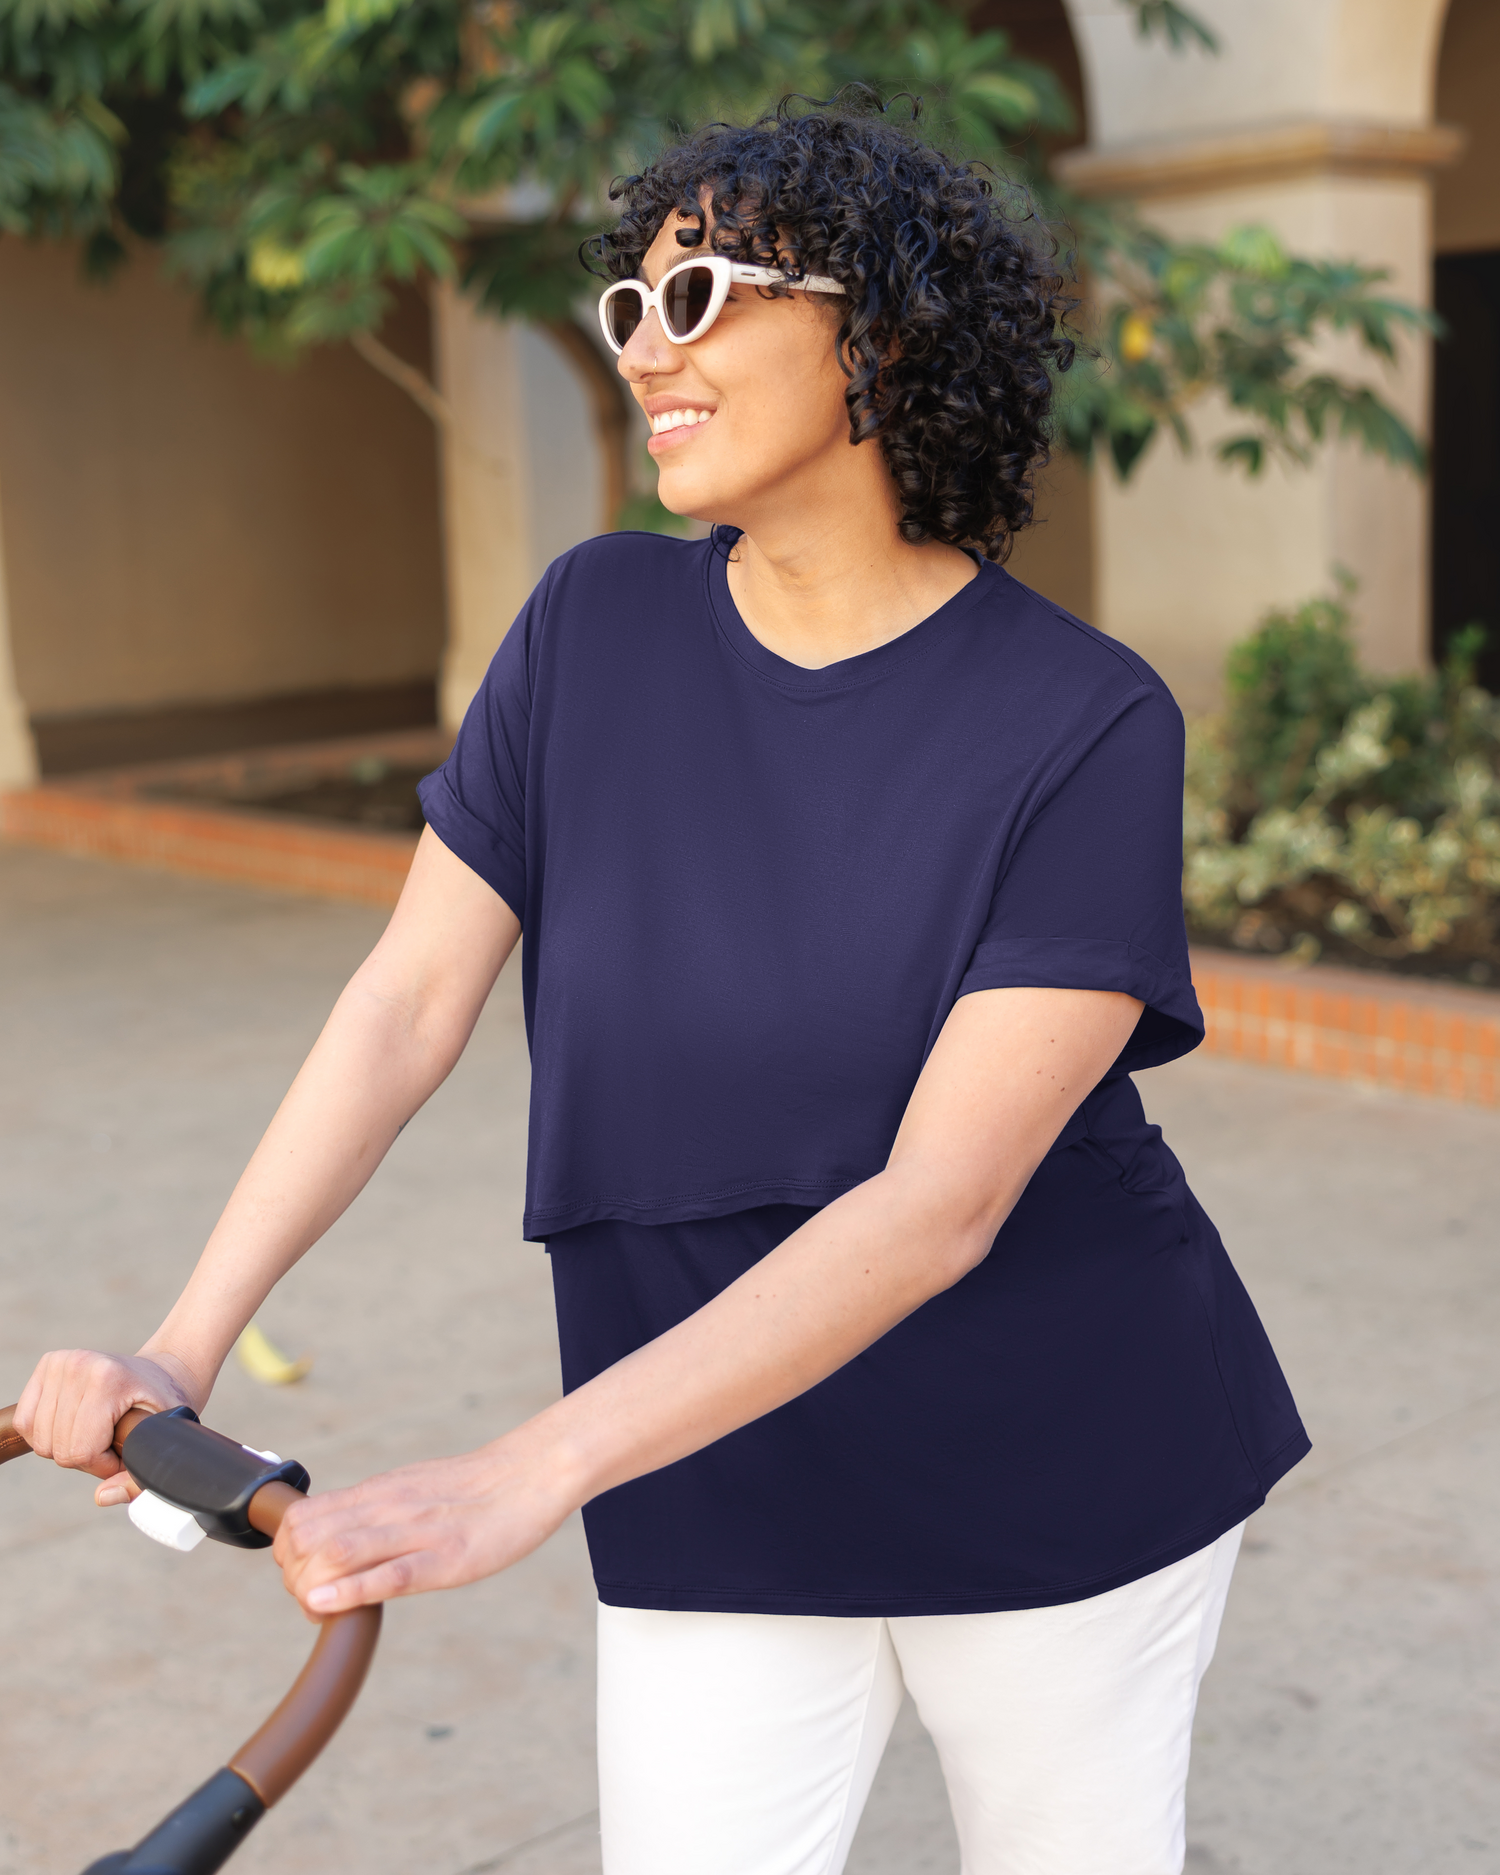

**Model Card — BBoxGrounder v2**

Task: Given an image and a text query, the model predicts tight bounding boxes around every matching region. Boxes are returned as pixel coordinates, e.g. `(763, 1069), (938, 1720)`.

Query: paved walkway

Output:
(1, 846), (1495, 1875)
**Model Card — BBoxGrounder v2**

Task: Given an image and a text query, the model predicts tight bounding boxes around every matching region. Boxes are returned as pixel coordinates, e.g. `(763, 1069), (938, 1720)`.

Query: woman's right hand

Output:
(13, 1350), (200, 1505)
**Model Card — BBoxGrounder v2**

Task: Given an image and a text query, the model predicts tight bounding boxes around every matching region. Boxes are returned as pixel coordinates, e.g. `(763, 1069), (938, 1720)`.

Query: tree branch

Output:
(350, 327), (453, 430)
(354, 315), (631, 534)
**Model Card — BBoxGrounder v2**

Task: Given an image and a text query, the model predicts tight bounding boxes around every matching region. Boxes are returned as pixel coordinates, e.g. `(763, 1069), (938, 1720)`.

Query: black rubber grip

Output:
(121, 1409), (309, 1550)
(80, 1767), (265, 1874)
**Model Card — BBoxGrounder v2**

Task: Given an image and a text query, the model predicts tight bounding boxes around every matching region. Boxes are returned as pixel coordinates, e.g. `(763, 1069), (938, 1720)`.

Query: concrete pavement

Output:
(1, 845), (1495, 1874)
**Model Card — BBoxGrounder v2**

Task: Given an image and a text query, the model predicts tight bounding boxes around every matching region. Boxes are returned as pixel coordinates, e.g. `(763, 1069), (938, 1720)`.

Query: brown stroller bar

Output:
(0, 1401), (381, 1874)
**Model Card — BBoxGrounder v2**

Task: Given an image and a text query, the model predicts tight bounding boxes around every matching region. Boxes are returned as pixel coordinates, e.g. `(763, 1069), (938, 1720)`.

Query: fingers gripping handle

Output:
(0, 1403), (310, 1548)
(0, 1401), (151, 1469)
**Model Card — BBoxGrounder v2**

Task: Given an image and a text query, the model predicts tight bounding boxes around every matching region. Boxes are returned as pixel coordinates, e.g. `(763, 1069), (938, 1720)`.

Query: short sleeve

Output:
(957, 683), (1203, 1072)
(416, 584), (540, 925)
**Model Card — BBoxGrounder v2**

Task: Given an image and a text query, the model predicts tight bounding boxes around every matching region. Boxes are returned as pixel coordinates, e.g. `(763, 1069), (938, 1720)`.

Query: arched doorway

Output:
(1431, 0), (1500, 687)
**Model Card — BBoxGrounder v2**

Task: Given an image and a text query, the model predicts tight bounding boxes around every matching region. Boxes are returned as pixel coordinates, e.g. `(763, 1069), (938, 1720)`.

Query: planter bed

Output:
(0, 729), (444, 909)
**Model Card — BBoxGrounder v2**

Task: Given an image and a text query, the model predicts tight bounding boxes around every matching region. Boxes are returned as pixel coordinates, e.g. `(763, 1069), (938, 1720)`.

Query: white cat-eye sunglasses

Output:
(597, 255), (845, 356)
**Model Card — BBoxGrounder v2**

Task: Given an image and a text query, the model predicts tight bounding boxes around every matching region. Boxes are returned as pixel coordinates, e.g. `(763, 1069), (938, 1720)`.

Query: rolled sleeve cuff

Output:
(417, 769), (525, 925)
(957, 936), (1203, 1071)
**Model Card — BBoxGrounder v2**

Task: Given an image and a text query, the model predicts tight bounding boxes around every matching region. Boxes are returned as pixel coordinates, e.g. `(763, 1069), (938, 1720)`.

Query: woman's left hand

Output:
(272, 1438), (576, 1619)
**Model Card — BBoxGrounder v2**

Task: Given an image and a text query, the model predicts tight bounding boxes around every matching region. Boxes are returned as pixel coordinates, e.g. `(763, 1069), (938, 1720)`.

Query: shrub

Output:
(1183, 591), (1500, 981)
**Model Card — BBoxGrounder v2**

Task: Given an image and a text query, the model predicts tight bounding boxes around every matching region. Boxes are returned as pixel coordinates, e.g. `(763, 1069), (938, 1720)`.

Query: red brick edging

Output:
(4, 748), (1498, 1109)
(1, 785), (417, 906)
(0, 732), (438, 910)
(1192, 949), (1499, 1109)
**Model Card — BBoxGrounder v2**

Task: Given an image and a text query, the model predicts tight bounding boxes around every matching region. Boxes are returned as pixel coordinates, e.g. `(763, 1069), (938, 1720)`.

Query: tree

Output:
(0, 0), (1433, 528)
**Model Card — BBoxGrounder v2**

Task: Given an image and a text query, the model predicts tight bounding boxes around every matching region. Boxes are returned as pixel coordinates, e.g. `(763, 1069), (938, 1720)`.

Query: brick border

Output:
(0, 731), (439, 909)
(1, 785), (417, 906)
(5, 746), (1498, 1109)
(1192, 949), (1500, 1109)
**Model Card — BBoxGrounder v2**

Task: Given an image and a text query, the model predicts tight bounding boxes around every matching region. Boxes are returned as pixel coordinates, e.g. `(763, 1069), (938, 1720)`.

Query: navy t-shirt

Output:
(419, 532), (1308, 1615)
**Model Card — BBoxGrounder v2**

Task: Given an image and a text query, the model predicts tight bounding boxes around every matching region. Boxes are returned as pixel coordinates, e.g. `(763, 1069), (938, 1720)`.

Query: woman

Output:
(16, 108), (1307, 1874)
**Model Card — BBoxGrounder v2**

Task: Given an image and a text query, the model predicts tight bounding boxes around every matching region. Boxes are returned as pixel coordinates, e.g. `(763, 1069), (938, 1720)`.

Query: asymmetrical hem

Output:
(593, 1454), (1306, 1617)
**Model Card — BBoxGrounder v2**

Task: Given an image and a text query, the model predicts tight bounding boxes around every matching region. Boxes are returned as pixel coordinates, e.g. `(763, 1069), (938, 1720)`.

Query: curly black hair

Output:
(586, 100), (1076, 562)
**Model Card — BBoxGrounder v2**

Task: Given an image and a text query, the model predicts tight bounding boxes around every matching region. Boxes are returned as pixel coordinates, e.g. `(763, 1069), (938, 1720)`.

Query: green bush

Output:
(1183, 590), (1500, 981)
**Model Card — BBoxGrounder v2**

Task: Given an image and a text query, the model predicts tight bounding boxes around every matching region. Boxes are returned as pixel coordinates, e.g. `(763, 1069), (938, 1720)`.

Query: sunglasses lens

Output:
(605, 286), (646, 350)
(662, 264), (716, 340)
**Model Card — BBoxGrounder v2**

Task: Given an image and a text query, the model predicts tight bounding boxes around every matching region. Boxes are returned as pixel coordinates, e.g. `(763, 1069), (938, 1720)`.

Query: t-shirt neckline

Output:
(704, 533), (996, 693)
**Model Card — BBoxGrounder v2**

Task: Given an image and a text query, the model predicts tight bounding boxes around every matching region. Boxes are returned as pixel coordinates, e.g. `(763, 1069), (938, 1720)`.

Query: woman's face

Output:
(615, 207), (861, 530)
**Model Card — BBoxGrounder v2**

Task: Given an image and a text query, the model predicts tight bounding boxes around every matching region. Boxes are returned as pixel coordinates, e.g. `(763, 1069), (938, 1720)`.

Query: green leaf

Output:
(1217, 224), (1289, 278)
(324, 0), (410, 30)
(1216, 435), (1264, 474)
(687, 0), (740, 62)
(958, 68), (1043, 129)
(284, 278), (390, 341)
(465, 220), (605, 322)
(1110, 416), (1157, 479)
(459, 86), (526, 156)
(1128, 1), (1220, 55)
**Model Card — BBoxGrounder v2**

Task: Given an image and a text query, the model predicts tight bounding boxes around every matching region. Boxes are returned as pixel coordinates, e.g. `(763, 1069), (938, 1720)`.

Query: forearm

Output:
(498, 988), (1142, 1512)
(141, 973), (466, 1405)
(506, 1159), (1011, 1509)
(276, 1160), (1011, 1613)
(16, 835), (520, 1489)
(272, 987), (1143, 1617)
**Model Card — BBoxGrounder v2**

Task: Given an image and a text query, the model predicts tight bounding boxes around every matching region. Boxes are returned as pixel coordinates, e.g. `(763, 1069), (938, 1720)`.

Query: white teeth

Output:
(651, 409), (713, 434)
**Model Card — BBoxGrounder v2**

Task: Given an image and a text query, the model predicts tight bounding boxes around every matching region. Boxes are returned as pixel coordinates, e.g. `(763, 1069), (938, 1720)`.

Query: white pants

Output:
(596, 1524), (1242, 1875)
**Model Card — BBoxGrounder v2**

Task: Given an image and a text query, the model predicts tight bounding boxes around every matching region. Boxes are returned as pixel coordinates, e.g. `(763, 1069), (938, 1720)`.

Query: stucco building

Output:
(1, 0), (1496, 788)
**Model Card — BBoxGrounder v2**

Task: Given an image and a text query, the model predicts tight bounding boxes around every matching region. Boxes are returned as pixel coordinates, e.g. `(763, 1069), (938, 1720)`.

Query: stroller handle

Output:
(0, 1399), (381, 1872)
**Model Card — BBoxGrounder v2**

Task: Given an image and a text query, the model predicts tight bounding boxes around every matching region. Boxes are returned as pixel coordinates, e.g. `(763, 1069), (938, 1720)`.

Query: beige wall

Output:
(1434, 0), (1500, 254)
(1066, 0), (1450, 142)
(0, 242), (446, 720)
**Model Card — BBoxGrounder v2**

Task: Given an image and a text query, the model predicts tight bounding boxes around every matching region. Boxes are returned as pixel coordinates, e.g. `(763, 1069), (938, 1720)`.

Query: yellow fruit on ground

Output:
(237, 1321), (313, 1386)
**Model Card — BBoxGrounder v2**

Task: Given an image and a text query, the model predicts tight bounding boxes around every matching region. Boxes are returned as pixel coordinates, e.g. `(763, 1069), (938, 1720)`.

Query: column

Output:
(0, 498), (38, 788)
(1059, 0), (1457, 710)
(430, 285), (610, 730)
(430, 281), (538, 730)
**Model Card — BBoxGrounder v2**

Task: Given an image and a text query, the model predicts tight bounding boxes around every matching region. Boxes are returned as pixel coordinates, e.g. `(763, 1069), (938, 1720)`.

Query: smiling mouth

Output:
(649, 408), (715, 435)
